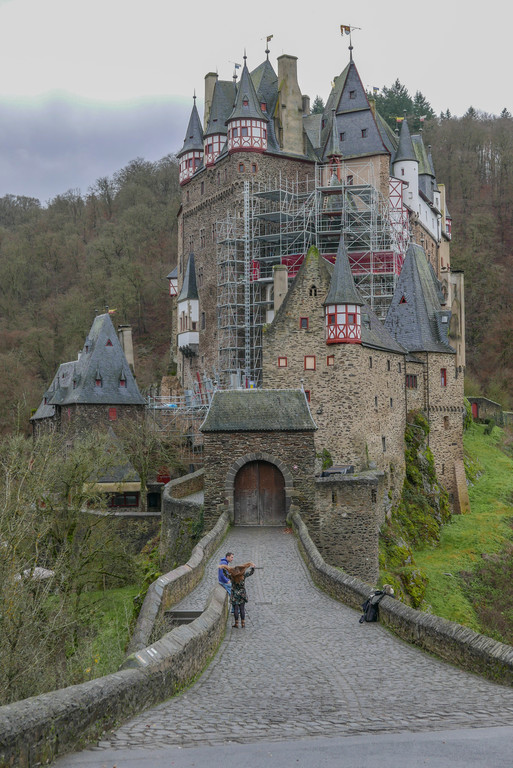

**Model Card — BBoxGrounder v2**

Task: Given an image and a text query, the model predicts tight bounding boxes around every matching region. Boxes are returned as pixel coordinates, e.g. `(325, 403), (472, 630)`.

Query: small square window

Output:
(251, 163), (257, 173)
(239, 162), (245, 173)
(327, 355), (334, 366)
(304, 356), (316, 371)
(241, 126), (249, 137)
(349, 90), (356, 99)
(441, 368), (447, 387)
(347, 313), (355, 324)
(347, 175), (354, 186)
(278, 357), (287, 367)
(304, 390), (311, 402)
(340, 132), (345, 141)
(361, 128), (367, 138)
(300, 317), (309, 329)
(328, 313), (336, 325)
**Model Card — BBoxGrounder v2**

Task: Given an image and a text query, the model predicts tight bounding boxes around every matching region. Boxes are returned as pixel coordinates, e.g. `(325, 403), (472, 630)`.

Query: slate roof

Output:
(320, 59), (388, 160)
(375, 111), (399, 157)
(393, 117), (417, 163)
(205, 80), (236, 136)
(200, 389), (317, 432)
(31, 314), (145, 419)
(324, 238), (364, 307)
(177, 99), (204, 158)
(177, 253), (199, 302)
(228, 59), (268, 123)
(166, 266), (177, 280)
(385, 242), (455, 354)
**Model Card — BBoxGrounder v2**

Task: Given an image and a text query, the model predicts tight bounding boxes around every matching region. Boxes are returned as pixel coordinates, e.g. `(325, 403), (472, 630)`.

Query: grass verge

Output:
(413, 423), (513, 632)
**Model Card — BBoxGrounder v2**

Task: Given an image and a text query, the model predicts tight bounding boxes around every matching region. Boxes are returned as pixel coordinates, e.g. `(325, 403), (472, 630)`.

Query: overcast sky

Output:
(0, 0), (507, 202)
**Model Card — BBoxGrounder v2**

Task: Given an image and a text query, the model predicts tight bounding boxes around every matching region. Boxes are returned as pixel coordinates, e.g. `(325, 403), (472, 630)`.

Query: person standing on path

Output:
(218, 552), (234, 596)
(218, 562), (255, 628)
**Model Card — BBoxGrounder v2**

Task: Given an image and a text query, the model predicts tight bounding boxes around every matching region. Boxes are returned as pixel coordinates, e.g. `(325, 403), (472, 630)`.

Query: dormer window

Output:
(260, 102), (267, 112)
(349, 90), (356, 99)
(361, 129), (367, 138)
(95, 378), (102, 387)
(73, 379), (77, 389)
(340, 132), (345, 141)
(106, 339), (113, 347)
(243, 97), (249, 107)
(120, 377), (127, 388)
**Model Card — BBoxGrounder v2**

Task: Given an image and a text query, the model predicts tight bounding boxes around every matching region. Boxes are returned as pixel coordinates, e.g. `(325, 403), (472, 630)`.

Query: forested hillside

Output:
(423, 112), (513, 406)
(0, 156), (180, 434)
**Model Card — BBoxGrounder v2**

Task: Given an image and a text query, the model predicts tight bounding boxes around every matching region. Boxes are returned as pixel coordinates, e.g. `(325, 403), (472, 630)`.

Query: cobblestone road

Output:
(92, 527), (513, 750)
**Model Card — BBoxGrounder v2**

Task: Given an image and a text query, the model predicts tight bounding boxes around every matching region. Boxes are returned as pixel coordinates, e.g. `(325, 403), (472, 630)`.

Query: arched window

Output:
(309, 285), (317, 297)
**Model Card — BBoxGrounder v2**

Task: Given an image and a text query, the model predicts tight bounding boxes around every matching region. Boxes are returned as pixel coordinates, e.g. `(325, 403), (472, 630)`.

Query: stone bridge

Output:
(54, 526), (513, 765)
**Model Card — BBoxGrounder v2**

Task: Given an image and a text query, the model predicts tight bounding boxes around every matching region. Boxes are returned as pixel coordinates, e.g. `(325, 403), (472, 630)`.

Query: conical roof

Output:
(227, 58), (268, 123)
(385, 242), (454, 354)
(177, 99), (204, 157)
(323, 237), (364, 306)
(393, 116), (417, 163)
(326, 109), (343, 158)
(177, 253), (199, 302)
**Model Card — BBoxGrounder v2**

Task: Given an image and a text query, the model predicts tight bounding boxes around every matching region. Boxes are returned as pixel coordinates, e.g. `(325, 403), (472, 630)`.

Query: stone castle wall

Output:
(262, 249), (406, 505)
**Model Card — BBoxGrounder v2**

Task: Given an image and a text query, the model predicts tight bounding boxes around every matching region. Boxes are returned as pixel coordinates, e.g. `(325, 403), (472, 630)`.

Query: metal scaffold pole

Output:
(243, 181), (251, 384)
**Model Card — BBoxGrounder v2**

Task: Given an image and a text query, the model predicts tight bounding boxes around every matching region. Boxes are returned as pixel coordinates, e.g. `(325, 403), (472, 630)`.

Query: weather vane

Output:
(340, 24), (361, 59)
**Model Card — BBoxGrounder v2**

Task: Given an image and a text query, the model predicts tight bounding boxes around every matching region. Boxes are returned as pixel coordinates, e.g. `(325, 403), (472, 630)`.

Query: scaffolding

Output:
(215, 162), (409, 388)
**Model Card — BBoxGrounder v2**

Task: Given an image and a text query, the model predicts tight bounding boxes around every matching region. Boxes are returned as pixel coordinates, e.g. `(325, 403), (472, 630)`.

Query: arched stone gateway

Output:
(234, 460), (286, 526)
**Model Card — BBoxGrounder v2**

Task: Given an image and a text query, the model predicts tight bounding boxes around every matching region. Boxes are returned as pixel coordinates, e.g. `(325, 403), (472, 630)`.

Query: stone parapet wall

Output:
(129, 508), (229, 654)
(166, 468), (204, 499)
(159, 470), (206, 574)
(290, 508), (513, 685)
(0, 586), (228, 768)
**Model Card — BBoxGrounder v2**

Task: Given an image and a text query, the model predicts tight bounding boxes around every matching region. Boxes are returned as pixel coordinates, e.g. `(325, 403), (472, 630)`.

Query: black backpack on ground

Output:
(358, 586), (394, 623)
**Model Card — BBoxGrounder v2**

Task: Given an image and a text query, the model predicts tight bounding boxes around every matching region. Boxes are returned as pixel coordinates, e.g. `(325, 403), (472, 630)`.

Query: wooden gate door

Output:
(234, 461), (285, 526)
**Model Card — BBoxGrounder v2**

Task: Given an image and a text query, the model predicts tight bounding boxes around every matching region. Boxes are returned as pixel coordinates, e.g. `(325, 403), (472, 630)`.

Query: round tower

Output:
(177, 96), (204, 185)
(226, 55), (268, 154)
(324, 238), (364, 344)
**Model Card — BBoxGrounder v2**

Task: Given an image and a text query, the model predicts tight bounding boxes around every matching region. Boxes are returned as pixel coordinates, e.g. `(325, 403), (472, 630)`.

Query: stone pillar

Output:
(117, 325), (135, 375)
(277, 55), (303, 155)
(204, 72), (218, 126)
(273, 264), (288, 314)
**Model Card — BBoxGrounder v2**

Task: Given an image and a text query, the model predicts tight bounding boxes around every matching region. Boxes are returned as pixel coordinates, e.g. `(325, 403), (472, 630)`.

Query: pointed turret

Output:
(226, 56), (268, 154)
(393, 115), (419, 208)
(177, 97), (204, 185)
(324, 238), (364, 344)
(177, 253), (200, 357)
(385, 242), (454, 354)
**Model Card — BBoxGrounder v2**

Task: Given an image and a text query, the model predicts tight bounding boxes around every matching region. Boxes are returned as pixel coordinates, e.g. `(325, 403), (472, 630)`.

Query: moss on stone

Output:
(379, 410), (451, 606)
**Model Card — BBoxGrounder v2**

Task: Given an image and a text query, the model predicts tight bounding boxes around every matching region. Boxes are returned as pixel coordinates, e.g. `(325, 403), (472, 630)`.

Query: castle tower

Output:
(177, 97), (204, 185)
(177, 253), (199, 359)
(392, 115), (419, 209)
(226, 56), (268, 153)
(324, 238), (364, 344)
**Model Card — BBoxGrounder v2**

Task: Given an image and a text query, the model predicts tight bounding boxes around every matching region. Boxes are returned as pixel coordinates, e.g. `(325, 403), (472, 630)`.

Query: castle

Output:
(171, 42), (468, 580)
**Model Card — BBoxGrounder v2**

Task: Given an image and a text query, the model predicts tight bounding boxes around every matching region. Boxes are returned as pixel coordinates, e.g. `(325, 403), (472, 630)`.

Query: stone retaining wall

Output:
(290, 508), (513, 685)
(0, 586), (228, 768)
(128, 509), (229, 654)
(160, 469), (206, 571)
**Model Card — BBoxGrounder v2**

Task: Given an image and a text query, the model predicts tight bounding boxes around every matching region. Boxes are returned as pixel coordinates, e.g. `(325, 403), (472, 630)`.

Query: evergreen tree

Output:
(411, 90), (436, 131)
(311, 95), (325, 114)
(374, 79), (413, 129)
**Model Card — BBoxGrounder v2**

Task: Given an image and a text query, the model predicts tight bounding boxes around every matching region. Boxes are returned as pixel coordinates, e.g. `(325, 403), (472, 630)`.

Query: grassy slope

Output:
(413, 423), (513, 630)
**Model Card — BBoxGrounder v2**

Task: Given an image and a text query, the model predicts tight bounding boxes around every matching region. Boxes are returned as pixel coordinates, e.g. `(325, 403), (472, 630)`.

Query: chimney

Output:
(204, 72), (218, 126)
(273, 265), (288, 314)
(368, 97), (376, 118)
(117, 325), (135, 375)
(277, 55), (304, 155)
(302, 95), (311, 116)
